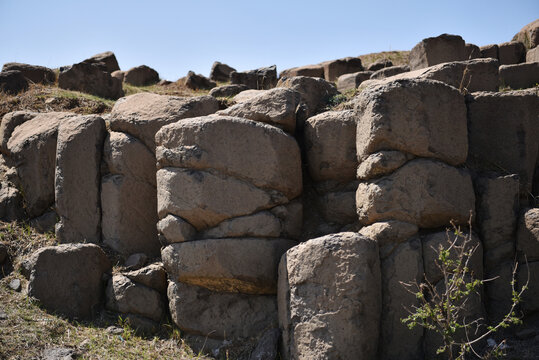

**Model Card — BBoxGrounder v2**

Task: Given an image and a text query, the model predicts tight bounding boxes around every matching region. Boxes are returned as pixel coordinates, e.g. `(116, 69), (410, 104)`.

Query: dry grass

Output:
(359, 50), (410, 68)
(123, 80), (210, 98)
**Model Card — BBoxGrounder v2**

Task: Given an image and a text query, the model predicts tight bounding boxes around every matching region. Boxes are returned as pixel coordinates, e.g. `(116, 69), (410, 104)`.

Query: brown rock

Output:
(2, 62), (56, 84)
(499, 62), (539, 89)
(323, 57), (363, 81)
(82, 51), (120, 73)
(480, 44), (499, 59)
(465, 43), (482, 59)
(276, 76), (338, 119)
(356, 159), (475, 228)
(157, 214), (196, 244)
(336, 71), (373, 92)
(199, 211), (282, 239)
(27, 243), (111, 319)
(498, 41), (526, 65)
(209, 61), (236, 82)
(278, 232), (381, 360)
(111, 70), (125, 82)
(355, 79), (467, 165)
(185, 71), (216, 90)
(517, 208), (539, 262)
(55, 115), (106, 243)
(124, 263), (167, 293)
(123, 65), (159, 86)
(280, 64), (325, 79)
(512, 19), (539, 49)
(367, 59), (393, 71)
(317, 191), (357, 225)
(357, 151), (410, 180)
(519, 261), (539, 314)
(409, 34), (467, 70)
(370, 65), (410, 79)
(527, 46), (539, 62)
(0, 70), (29, 94)
(485, 261), (516, 323)
(359, 220), (419, 259)
(230, 65), (277, 90)
(58, 62), (124, 100)
(209, 84), (249, 98)
(162, 238), (296, 294)
(0, 111), (37, 154)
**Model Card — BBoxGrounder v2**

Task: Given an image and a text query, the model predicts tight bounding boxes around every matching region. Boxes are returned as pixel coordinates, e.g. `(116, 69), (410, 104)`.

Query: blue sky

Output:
(0, 1), (537, 80)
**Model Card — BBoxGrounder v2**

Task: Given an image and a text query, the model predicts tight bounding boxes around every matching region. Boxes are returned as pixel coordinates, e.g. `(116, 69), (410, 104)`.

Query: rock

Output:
(111, 70), (125, 82)
(123, 313), (159, 335)
(125, 253), (147, 270)
(317, 191), (357, 224)
(498, 41), (526, 65)
(209, 84), (249, 98)
(422, 230), (483, 285)
(58, 62), (124, 99)
(0, 184), (24, 221)
(230, 65), (277, 90)
(359, 220), (418, 258)
(0, 111), (37, 154)
(357, 151), (410, 180)
(323, 57), (363, 81)
(466, 90), (539, 195)
(110, 93), (219, 151)
(409, 33), (467, 70)
(465, 43), (482, 59)
(480, 44), (499, 59)
(55, 115), (106, 244)
(379, 238), (424, 360)
(27, 243), (111, 319)
(276, 76), (338, 119)
(168, 280), (277, 339)
(106, 274), (164, 322)
(123, 65), (159, 86)
(162, 238), (296, 294)
(124, 263), (167, 293)
(2, 62), (56, 84)
(517, 208), (539, 262)
(9, 278), (21, 291)
(157, 79), (172, 86)
(475, 174), (519, 269)
(157, 214), (196, 244)
(336, 71), (373, 92)
(29, 211), (57, 233)
(199, 211), (281, 239)
(155, 115), (302, 201)
(185, 71), (216, 90)
(210, 61), (236, 82)
(527, 46), (539, 62)
(519, 261), (539, 314)
(42, 347), (76, 360)
(270, 201), (303, 240)
(355, 79), (467, 165)
(367, 59), (393, 71)
(370, 65), (410, 79)
(101, 174), (159, 256)
(280, 64), (325, 79)
(278, 232), (381, 360)
(356, 159), (475, 228)
(249, 328), (280, 360)
(0, 242), (7, 264)
(0, 70), (29, 94)
(233, 89), (266, 103)
(485, 261), (515, 323)
(216, 88), (301, 133)
(82, 51), (120, 73)
(7, 112), (77, 217)
(512, 19), (539, 49)
(499, 62), (539, 89)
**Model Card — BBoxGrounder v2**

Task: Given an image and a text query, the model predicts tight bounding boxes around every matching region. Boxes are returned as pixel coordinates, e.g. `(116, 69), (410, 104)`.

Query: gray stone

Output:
(9, 278), (21, 291)
(210, 61), (236, 82)
(323, 57), (363, 81)
(517, 208), (539, 262)
(367, 59), (393, 71)
(199, 211), (282, 239)
(409, 34), (467, 70)
(0, 111), (37, 154)
(124, 263), (167, 293)
(42, 347), (76, 360)
(357, 151), (410, 180)
(230, 65), (277, 90)
(359, 220), (419, 259)
(29, 211), (57, 233)
(125, 253), (148, 270)
(499, 62), (539, 89)
(317, 191), (357, 224)
(336, 71), (373, 92)
(249, 328), (280, 360)
(512, 19), (539, 49)
(280, 64), (325, 79)
(526, 46), (539, 62)
(157, 214), (196, 244)
(209, 84), (249, 98)
(370, 65), (410, 79)
(498, 41), (526, 65)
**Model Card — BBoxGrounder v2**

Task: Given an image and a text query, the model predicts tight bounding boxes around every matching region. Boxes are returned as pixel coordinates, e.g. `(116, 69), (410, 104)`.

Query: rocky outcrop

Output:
(409, 34), (467, 70)
(82, 51), (120, 73)
(185, 71), (216, 90)
(498, 41), (526, 65)
(2, 62), (56, 84)
(230, 65), (277, 90)
(336, 71), (373, 92)
(499, 62), (539, 89)
(58, 62), (124, 99)
(0, 70), (29, 94)
(123, 65), (159, 86)
(209, 61), (236, 82)
(323, 57), (363, 81)
(280, 64), (325, 79)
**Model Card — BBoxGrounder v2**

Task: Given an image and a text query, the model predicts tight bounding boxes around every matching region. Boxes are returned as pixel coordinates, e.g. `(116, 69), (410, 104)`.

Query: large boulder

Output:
(280, 64), (325, 79)
(370, 65), (410, 79)
(409, 34), (467, 70)
(184, 71), (216, 90)
(162, 238), (296, 294)
(336, 71), (373, 92)
(517, 208), (539, 262)
(465, 43), (482, 59)
(0, 111), (37, 153)
(82, 51), (120, 73)
(58, 62), (124, 99)
(2, 62), (56, 84)
(110, 93), (219, 151)
(527, 46), (539, 62)
(123, 65), (159, 86)
(499, 62), (539, 89)
(7, 112), (77, 217)
(304, 110), (357, 182)
(168, 280), (277, 340)
(480, 44), (499, 59)
(209, 61), (236, 82)
(355, 79), (467, 166)
(498, 41), (526, 65)
(26, 243), (111, 319)
(276, 76), (338, 119)
(0, 70), (29, 94)
(323, 57), (363, 81)
(278, 232), (381, 360)
(512, 19), (539, 49)
(217, 88), (301, 133)
(356, 159), (475, 228)
(230, 65), (277, 90)
(55, 115), (106, 243)
(466, 90), (539, 195)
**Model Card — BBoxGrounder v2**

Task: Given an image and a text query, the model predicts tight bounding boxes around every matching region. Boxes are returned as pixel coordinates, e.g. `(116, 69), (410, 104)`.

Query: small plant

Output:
(400, 219), (528, 360)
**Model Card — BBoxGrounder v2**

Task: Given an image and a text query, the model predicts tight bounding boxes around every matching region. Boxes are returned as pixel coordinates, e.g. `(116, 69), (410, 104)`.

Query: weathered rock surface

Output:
(55, 115), (106, 243)
(7, 112), (77, 217)
(230, 65), (277, 90)
(162, 238), (296, 294)
(280, 64), (325, 79)
(0, 70), (29, 94)
(249, 328), (280, 360)
(276, 76), (338, 119)
(465, 43), (482, 59)
(323, 57), (363, 81)
(2, 62), (56, 84)
(82, 51), (120, 73)
(157, 214), (196, 244)
(278, 232), (381, 360)
(367, 58), (393, 71)
(355, 79), (467, 165)
(357, 150), (410, 180)
(517, 208), (539, 262)
(409, 34), (467, 70)
(199, 211), (281, 239)
(466, 90), (539, 195)
(124, 263), (167, 293)
(370, 65), (410, 79)
(336, 71), (373, 92)
(111, 70), (125, 82)
(110, 93), (219, 151)
(217, 88), (300, 133)
(499, 62), (539, 89)
(480, 44), (499, 59)
(498, 41), (526, 65)
(123, 65), (159, 86)
(58, 62), (124, 99)
(185, 71), (216, 90)
(317, 191), (357, 225)
(156, 115), (302, 200)
(305, 110), (357, 182)
(209, 84), (248, 98)
(359, 220), (419, 258)
(27, 243), (111, 319)
(512, 19), (539, 49)
(0, 111), (37, 153)
(356, 159), (475, 228)
(527, 46), (539, 62)
(209, 61), (236, 82)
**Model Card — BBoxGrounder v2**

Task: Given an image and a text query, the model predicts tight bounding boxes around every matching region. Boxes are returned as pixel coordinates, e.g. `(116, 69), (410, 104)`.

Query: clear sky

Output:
(0, 1), (537, 81)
